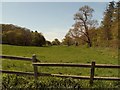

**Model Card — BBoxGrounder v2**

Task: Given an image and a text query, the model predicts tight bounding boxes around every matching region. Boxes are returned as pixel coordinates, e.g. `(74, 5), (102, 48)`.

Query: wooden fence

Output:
(0, 54), (120, 85)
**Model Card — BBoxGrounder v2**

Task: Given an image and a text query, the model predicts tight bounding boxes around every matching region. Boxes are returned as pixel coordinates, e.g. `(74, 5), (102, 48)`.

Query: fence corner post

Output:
(32, 54), (38, 80)
(90, 61), (95, 86)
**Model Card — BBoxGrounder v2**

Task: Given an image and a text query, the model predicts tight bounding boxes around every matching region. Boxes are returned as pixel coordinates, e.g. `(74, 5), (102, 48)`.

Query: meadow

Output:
(1, 44), (119, 88)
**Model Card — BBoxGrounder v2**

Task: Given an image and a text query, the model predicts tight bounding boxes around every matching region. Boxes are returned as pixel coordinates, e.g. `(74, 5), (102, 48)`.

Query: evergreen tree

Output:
(102, 1), (115, 40)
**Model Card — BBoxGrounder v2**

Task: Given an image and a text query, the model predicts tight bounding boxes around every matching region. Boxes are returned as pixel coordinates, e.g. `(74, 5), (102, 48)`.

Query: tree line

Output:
(1, 1), (119, 48)
(1, 24), (61, 46)
(62, 1), (119, 48)
(2, 24), (46, 46)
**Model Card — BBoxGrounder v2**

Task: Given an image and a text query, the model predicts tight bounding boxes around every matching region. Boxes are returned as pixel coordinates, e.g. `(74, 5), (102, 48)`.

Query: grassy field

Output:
(2, 44), (118, 77)
(1, 44), (119, 88)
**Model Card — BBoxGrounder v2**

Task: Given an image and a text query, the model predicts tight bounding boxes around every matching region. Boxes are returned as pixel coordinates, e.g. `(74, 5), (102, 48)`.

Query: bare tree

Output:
(67, 5), (97, 47)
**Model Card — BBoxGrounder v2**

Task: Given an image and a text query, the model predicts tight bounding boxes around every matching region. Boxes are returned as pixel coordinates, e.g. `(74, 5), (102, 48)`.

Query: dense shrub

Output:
(2, 74), (120, 89)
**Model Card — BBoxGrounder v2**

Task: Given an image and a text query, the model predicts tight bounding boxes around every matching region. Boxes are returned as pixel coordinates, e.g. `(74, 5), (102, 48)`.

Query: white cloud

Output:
(42, 28), (68, 42)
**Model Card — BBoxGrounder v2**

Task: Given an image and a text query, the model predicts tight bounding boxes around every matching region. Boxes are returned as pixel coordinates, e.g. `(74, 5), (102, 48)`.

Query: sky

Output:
(1, 0), (118, 2)
(1, 0), (118, 41)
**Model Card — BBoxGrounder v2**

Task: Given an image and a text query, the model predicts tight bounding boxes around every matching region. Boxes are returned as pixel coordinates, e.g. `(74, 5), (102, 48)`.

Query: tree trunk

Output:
(84, 22), (92, 47)
(88, 41), (92, 47)
(87, 36), (92, 47)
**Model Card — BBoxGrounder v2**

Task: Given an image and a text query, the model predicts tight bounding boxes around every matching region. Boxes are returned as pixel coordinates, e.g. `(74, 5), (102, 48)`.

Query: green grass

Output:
(2, 44), (118, 77)
(2, 44), (118, 63)
(1, 44), (119, 88)
(2, 74), (119, 89)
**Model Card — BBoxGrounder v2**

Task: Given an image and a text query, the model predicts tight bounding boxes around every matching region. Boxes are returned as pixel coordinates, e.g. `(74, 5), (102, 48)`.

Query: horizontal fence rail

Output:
(32, 63), (120, 68)
(0, 70), (34, 76)
(0, 55), (40, 62)
(1, 54), (120, 86)
(0, 55), (32, 61)
(33, 63), (91, 67)
(95, 64), (120, 68)
(1, 70), (120, 81)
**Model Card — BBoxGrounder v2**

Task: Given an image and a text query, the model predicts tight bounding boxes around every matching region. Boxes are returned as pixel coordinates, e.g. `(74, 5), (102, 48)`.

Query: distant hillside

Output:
(2, 24), (46, 46)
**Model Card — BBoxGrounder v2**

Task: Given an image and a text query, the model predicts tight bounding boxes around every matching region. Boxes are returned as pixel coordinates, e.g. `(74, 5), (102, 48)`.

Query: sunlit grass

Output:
(2, 44), (118, 77)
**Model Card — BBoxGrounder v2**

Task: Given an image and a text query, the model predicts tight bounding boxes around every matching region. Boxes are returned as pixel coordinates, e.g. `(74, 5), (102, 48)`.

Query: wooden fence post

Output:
(90, 61), (95, 86)
(32, 54), (38, 80)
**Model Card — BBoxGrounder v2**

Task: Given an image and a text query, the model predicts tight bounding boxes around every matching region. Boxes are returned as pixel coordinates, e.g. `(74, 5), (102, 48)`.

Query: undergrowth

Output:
(2, 74), (120, 89)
